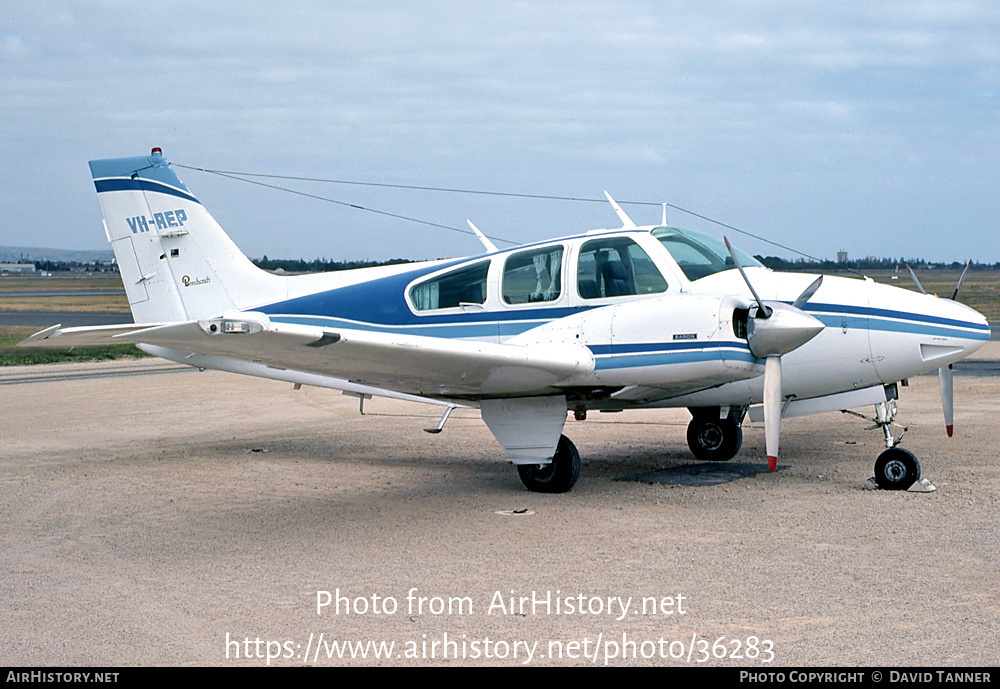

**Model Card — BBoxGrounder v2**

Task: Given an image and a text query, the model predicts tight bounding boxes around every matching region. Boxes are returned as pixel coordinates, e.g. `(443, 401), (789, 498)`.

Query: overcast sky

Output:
(3, 1), (998, 263)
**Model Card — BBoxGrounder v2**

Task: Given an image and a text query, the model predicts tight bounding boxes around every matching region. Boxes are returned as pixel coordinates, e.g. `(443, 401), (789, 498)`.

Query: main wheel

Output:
(517, 435), (581, 493)
(686, 415), (743, 461)
(874, 447), (920, 490)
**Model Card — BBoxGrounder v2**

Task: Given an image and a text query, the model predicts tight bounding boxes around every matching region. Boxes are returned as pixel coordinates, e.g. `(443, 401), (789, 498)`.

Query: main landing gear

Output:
(686, 407), (744, 462)
(517, 435), (580, 493)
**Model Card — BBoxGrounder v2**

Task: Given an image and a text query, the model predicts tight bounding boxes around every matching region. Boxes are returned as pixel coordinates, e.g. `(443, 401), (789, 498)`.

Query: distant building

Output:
(837, 250), (848, 263)
(0, 263), (36, 273)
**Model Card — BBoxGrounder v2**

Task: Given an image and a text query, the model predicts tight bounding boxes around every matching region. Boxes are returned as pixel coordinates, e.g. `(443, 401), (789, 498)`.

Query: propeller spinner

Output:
(725, 238), (825, 471)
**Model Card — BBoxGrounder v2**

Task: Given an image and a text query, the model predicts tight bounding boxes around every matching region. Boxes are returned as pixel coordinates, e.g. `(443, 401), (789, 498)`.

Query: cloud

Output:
(1, 35), (30, 59)
(0, 2), (997, 262)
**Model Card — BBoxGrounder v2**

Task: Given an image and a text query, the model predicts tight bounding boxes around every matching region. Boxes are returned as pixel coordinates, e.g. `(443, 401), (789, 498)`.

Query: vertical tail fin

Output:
(89, 148), (285, 323)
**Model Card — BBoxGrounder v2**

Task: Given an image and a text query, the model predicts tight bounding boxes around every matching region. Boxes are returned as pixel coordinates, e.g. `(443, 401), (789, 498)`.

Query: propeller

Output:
(951, 259), (972, 301)
(905, 263), (926, 295)
(906, 260), (971, 436)
(725, 238), (825, 471)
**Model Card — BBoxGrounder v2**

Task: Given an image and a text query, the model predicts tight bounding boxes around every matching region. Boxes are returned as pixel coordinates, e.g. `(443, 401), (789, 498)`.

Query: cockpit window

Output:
(409, 261), (489, 311)
(577, 237), (667, 299)
(502, 245), (563, 305)
(652, 227), (762, 281)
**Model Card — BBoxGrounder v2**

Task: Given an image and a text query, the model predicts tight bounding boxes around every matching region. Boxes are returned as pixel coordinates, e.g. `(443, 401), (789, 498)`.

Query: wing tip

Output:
(16, 324), (63, 348)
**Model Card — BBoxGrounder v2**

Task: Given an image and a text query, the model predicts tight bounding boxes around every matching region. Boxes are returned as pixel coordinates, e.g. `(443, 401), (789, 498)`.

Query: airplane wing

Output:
(19, 315), (596, 400)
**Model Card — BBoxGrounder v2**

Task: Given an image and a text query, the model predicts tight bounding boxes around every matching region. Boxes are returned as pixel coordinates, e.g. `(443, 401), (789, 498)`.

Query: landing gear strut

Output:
(517, 435), (580, 493)
(686, 407), (744, 461)
(845, 398), (922, 490)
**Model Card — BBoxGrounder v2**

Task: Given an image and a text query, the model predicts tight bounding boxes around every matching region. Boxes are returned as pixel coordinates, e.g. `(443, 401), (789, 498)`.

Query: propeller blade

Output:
(792, 275), (823, 309)
(935, 263), (968, 437)
(951, 260), (972, 301)
(905, 263), (927, 295)
(763, 356), (783, 471)
(940, 364), (954, 437)
(724, 236), (769, 317)
(723, 236), (824, 471)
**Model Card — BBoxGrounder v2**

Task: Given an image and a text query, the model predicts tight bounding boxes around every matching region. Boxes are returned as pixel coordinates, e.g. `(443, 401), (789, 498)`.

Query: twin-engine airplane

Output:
(21, 149), (990, 493)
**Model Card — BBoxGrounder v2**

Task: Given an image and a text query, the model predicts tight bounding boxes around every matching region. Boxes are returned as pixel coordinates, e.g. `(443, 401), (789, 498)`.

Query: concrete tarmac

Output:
(1, 349), (998, 667)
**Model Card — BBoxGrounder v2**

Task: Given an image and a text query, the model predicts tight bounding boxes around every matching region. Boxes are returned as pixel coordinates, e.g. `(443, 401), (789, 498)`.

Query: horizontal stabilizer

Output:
(18, 323), (163, 348)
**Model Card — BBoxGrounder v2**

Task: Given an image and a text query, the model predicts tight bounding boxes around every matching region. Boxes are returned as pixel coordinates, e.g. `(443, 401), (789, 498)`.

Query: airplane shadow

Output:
(616, 461), (773, 487)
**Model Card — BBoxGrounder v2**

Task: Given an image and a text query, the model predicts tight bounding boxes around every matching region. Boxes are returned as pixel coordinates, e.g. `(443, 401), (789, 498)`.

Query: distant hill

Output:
(0, 246), (115, 263)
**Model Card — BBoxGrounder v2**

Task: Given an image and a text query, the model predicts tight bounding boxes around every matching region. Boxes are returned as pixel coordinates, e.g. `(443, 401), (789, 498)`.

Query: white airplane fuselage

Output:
(249, 227), (988, 409)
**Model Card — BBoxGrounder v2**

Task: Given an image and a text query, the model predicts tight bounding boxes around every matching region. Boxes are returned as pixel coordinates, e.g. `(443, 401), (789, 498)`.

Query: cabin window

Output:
(502, 246), (563, 305)
(576, 237), (667, 299)
(409, 261), (490, 311)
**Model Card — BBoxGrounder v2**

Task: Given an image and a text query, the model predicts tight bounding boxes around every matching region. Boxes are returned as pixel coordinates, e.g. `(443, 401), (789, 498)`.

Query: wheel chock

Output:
(863, 477), (936, 491)
(907, 477), (936, 492)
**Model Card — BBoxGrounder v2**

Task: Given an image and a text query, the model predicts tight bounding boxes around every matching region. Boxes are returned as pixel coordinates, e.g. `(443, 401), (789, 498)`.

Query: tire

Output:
(517, 435), (581, 493)
(873, 447), (921, 490)
(686, 415), (743, 461)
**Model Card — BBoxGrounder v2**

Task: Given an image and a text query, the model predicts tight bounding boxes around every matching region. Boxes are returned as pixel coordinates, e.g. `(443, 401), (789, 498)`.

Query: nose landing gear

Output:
(845, 399), (922, 491)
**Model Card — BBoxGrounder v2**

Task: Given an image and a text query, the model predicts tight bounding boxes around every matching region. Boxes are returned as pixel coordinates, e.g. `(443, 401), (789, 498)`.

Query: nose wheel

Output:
(873, 447), (921, 490)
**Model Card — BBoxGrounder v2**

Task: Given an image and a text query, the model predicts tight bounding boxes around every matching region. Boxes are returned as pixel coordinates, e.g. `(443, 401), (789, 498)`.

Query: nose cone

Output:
(866, 281), (990, 382)
(929, 295), (991, 359)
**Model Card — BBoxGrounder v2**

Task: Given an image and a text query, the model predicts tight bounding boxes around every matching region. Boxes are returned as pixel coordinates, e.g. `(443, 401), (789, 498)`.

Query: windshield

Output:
(651, 227), (763, 281)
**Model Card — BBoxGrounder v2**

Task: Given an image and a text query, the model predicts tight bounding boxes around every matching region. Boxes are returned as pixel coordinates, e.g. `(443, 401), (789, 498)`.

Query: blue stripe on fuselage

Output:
(256, 275), (989, 351)
(806, 303), (990, 340)
(258, 262), (586, 330)
(591, 341), (757, 371)
(260, 262), (455, 327)
(268, 314), (513, 339)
